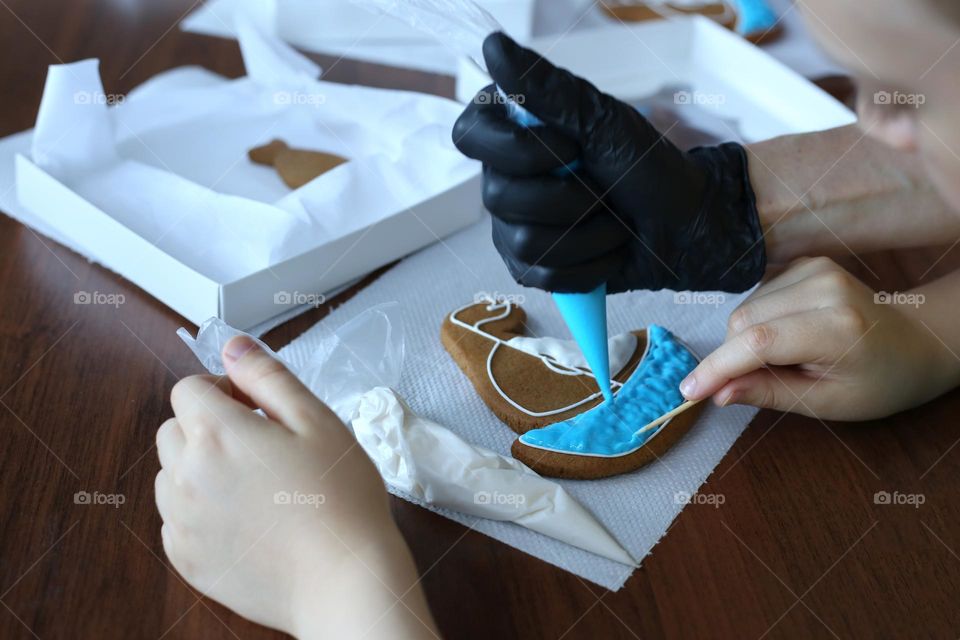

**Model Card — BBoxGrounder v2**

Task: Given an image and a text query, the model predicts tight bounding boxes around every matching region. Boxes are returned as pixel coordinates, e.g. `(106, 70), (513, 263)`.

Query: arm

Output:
(748, 124), (960, 263)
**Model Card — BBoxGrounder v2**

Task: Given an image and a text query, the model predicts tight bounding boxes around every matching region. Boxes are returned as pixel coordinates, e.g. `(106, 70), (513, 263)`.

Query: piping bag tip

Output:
(552, 284), (613, 403)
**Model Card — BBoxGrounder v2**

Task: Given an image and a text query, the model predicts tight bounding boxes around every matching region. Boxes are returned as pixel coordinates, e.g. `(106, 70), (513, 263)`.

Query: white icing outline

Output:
(449, 300), (638, 418)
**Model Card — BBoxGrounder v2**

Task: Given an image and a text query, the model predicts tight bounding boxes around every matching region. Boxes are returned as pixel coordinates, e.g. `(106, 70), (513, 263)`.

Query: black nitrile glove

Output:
(452, 32), (766, 294)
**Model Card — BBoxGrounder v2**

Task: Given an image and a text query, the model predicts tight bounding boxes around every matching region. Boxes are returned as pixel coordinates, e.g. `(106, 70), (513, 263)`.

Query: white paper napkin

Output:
(277, 216), (760, 590)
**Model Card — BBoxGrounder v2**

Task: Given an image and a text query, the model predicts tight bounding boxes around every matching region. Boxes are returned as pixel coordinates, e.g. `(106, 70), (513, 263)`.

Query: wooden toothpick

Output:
(636, 399), (701, 436)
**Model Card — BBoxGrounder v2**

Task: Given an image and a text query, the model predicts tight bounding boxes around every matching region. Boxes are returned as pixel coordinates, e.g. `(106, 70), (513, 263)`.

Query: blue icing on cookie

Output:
(733, 0), (778, 35)
(518, 325), (698, 457)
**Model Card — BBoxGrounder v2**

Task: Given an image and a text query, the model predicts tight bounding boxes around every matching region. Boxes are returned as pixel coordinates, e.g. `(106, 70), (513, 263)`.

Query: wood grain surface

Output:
(1, 2), (959, 638)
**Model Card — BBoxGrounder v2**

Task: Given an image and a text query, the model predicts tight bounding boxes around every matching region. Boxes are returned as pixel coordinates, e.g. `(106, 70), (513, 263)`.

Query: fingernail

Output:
(223, 336), (257, 364)
(679, 374), (697, 398)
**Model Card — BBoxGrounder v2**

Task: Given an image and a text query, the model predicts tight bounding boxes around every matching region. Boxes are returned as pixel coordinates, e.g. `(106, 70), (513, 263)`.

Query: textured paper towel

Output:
(277, 215), (760, 590)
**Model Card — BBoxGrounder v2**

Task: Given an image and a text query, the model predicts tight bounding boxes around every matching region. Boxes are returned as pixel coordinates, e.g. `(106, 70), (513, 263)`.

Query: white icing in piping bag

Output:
(178, 306), (638, 567)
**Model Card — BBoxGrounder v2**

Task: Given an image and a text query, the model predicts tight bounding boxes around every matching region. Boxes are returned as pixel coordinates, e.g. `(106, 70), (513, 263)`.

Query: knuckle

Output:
(247, 355), (290, 390)
(170, 377), (200, 409)
(510, 225), (541, 262)
(745, 323), (776, 354)
(728, 306), (752, 335)
(290, 402), (322, 431)
(699, 354), (724, 379)
(815, 269), (851, 293)
(170, 467), (198, 501)
(481, 173), (507, 214)
(451, 112), (474, 151)
(797, 256), (836, 272)
(156, 417), (176, 446)
(831, 304), (868, 335)
(190, 422), (222, 451)
(755, 384), (779, 409)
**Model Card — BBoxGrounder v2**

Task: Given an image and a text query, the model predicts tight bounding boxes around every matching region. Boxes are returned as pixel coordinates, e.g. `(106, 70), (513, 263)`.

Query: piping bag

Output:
(178, 306), (637, 566)
(354, 0), (615, 403)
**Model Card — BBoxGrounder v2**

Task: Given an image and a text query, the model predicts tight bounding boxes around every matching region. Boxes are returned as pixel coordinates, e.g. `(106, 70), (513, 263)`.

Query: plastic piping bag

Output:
(353, 0), (615, 402)
(178, 307), (637, 566)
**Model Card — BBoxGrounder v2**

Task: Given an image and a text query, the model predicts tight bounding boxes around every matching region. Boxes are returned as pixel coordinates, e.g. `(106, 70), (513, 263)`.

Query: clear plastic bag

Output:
(178, 302), (404, 422)
(352, 0), (502, 71)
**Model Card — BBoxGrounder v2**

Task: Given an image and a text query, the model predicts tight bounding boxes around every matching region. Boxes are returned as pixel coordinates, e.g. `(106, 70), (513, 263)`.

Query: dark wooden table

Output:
(2, 2), (959, 638)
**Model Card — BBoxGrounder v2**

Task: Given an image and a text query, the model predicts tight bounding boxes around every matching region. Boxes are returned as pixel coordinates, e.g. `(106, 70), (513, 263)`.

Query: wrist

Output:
(290, 519), (436, 640)
(676, 143), (766, 292)
(896, 293), (960, 396)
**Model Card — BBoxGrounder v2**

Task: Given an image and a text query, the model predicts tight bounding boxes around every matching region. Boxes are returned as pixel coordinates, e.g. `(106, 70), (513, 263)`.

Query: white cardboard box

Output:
(457, 16), (856, 141)
(11, 24), (482, 331)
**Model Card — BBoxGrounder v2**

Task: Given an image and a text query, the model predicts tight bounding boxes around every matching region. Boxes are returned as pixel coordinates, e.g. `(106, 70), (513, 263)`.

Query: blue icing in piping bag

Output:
(552, 285), (614, 403)
(352, 0), (615, 402)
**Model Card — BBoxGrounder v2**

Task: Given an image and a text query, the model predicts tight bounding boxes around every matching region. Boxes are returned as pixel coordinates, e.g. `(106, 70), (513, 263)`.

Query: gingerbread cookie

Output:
(442, 301), (646, 433)
(248, 139), (348, 189)
(601, 0), (782, 44)
(442, 300), (704, 479)
(601, 0), (738, 31)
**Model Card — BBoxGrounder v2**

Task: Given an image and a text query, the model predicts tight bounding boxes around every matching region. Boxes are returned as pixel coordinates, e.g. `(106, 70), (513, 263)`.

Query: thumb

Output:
(222, 336), (336, 435)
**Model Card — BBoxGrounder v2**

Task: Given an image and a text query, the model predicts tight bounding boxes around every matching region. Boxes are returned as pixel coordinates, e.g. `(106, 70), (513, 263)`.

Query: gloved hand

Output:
(453, 32), (766, 294)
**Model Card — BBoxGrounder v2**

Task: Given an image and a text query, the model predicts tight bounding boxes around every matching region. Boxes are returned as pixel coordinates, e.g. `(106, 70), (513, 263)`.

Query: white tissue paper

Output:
(178, 304), (637, 567)
(181, 0), (537, 76)
(26, 23), (477, 285)
(275, 216), (761, 590)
